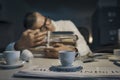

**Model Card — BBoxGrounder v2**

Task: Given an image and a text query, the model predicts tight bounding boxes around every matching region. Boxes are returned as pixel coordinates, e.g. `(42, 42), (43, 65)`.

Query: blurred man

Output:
(6, 12), (92, 58)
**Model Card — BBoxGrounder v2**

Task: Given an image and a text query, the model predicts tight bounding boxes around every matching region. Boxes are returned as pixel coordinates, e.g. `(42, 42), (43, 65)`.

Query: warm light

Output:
(89, 34), (93, 44)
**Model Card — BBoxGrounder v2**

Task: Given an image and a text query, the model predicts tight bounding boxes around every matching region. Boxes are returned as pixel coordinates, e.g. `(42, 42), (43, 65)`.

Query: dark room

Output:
(0, 0), (120, 80)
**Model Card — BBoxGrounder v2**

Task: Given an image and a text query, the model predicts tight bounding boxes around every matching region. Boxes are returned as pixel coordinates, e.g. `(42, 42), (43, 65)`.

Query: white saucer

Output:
(49, 65), (83, 72)
(0, 61), (25, 69)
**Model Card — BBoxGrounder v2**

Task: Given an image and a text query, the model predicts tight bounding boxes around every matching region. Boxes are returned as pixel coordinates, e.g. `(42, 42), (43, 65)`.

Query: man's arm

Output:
(54, 20), (92, 56)
(6, 29), (47, 51)
(66, 21), (92, 56)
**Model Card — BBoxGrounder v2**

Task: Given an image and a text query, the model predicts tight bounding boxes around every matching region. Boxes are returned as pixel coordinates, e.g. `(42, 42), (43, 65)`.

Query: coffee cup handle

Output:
(0, 53), (3, 58)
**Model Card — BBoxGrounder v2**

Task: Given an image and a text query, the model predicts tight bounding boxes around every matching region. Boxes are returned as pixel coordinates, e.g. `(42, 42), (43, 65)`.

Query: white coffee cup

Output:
(114, 49), (120, 57)
(3, 51), (20, 65)
(59, 51), (76, 67)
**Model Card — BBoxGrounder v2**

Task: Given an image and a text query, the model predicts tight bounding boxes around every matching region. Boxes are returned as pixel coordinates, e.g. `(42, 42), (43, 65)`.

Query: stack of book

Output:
(29, 31), (78, 58)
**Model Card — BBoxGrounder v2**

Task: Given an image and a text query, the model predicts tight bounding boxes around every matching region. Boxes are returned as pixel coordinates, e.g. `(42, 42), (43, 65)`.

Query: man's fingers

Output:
(53, 48), (59, 51)
(53, 43), (63, 47)
(30, 29), (40, 35)
(44, 48), (57, 52)
(28, 32), (35, 40)
(34, 39), (45, 46)
(34, 31), (47, 38)
(34, 29), (41, 35)
(34, 35), (46, 43)
(25, 29), (40, 36)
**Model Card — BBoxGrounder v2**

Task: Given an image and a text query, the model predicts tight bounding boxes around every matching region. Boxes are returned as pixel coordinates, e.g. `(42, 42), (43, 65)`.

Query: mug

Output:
(3, 51), (20, 65)
(59, 50), (76, 67)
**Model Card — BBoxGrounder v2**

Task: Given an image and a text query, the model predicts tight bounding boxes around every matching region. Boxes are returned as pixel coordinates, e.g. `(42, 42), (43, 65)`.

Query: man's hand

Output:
(53, 43), (75, 51)
(44, 43), (76, 58)
(15, 29), (47, 50)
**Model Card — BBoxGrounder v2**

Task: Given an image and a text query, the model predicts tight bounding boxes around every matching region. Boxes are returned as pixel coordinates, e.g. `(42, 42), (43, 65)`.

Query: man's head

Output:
(24, 12), (54, 31)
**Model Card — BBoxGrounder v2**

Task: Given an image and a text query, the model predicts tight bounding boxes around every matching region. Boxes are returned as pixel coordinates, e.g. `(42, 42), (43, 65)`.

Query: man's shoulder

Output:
(54, 20), (73, 23)
(53, 20), (75, 26)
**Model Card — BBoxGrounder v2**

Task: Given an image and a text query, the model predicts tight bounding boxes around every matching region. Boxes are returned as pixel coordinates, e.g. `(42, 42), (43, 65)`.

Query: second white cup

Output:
(59, 51), (76, 67)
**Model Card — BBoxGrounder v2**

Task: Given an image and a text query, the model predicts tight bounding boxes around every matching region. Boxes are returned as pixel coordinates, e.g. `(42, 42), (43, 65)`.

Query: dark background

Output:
(0, 0), (120, 52)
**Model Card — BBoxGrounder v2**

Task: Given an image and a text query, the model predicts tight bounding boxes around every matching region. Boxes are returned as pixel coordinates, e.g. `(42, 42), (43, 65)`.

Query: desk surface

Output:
(0, 57), (120, 80)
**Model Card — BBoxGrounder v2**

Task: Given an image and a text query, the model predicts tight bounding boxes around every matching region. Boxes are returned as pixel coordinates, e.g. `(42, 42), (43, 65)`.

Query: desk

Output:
(0, 57), (120, 80)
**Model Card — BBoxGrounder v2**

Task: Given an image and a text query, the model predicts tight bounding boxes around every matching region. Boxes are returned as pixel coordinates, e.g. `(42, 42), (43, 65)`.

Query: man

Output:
(6, 12), (92, 58)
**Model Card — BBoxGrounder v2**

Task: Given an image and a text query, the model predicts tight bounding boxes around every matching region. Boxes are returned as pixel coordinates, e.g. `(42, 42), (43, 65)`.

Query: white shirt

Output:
(6, 20), (92, 56)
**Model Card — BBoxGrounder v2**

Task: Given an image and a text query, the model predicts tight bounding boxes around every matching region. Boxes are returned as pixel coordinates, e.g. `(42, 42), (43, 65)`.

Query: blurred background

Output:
(0, 0), (120, 53)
